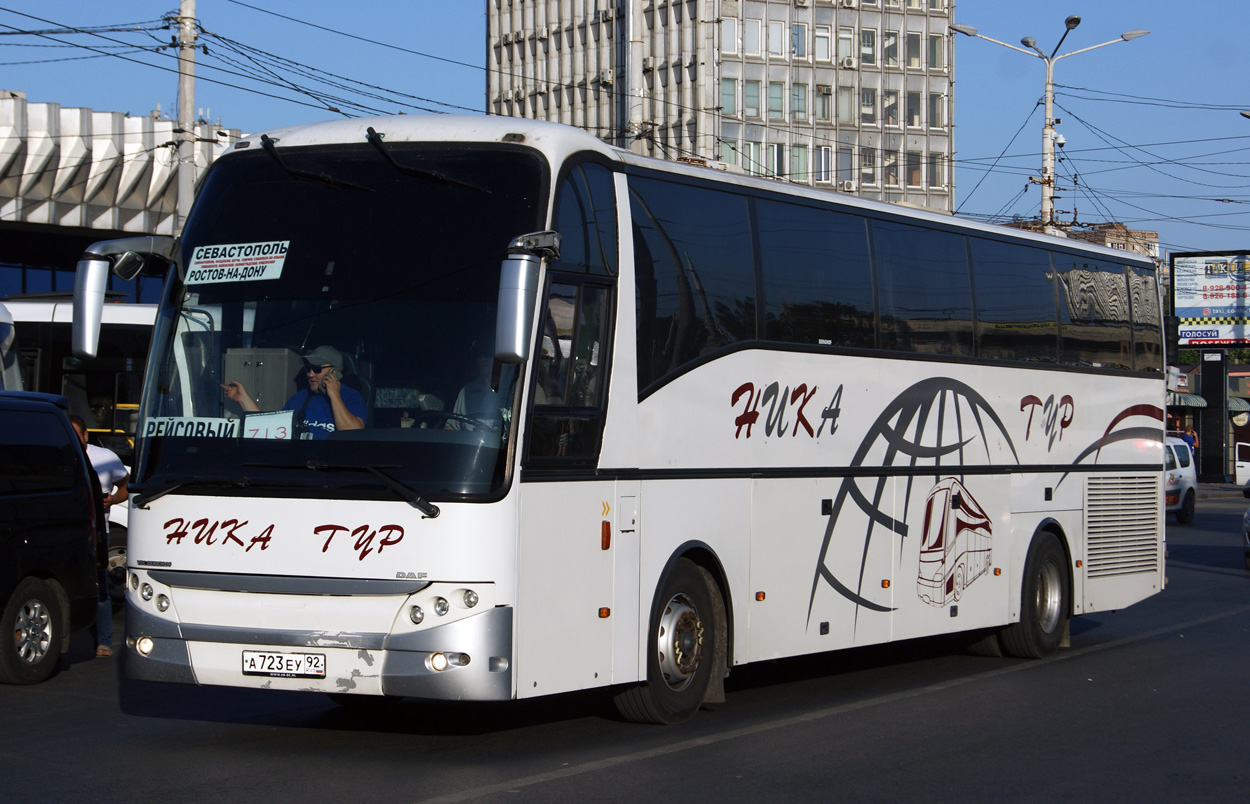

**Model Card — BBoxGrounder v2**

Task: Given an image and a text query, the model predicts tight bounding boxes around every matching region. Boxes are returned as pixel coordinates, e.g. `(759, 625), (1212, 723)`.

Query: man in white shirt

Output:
(70, 416), (129, 658)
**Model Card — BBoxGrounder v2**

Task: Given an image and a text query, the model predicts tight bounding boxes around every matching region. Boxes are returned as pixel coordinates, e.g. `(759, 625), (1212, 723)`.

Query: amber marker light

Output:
(755, 591), (766, 601)
(598, 608), (611, 618)
(882, 579), (890, 589)
(994, 568), (1002, 576)
(601, 520), (611, 550)
(1075, 560), (1083, 568)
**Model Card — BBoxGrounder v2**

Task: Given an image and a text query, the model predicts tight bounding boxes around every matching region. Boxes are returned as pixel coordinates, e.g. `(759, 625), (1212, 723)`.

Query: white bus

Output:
(74, 117), (1165, 723)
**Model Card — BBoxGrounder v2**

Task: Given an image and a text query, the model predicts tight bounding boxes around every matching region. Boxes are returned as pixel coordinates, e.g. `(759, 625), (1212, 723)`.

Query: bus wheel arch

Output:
(613, 544), (730, 724)
(1000, 525), (1071, 659)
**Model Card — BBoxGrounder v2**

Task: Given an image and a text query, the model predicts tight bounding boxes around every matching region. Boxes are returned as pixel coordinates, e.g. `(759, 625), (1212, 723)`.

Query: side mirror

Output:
(72, 236), (177, 359)
(494, 230), (561, 366)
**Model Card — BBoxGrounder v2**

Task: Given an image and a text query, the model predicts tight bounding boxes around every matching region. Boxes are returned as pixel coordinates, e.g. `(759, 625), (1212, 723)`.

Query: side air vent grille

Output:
(1086, 475), (1161, 578)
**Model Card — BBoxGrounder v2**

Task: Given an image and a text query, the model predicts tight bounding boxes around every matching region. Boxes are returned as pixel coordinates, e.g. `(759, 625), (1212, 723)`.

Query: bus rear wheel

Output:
(614, 558), (718, 725)
(1000, 532), (1069, 659)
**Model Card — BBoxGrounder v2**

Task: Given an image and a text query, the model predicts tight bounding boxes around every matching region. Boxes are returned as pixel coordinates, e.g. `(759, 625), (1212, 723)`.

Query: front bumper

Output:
(124, 598), (514, 700)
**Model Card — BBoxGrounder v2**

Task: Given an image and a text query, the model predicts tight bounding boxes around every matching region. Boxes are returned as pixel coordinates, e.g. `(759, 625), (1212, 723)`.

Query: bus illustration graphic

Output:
(917, 478), (993, 606)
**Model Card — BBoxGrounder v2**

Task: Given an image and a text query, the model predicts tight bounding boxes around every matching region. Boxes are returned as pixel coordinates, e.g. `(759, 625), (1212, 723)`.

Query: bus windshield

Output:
(137, 142), (547, 502)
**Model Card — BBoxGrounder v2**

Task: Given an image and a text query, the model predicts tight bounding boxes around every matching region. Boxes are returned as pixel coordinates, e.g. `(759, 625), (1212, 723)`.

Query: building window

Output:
(838, 86), (855, 124)
(929, 0), (944, 9)
(906, 150), (922, 186)
(838, 27), (855, 60)
(861, 147), (876, 185)
(720, 140), (738, 165)
(792, 83), (808, 120)
(791, 145), (809, 184)
(815, 146), (833, 182)
(883, 31), (898, 67)
(743, 19), (761, 55)
(928, 93), (943, 128)
(814, 26), (831, 61)
(861, 30), (876, 66)
(907, 0), (922, 8)
(928, 34), (943, 69)
(744, 80), (761, 117)
(767, 143), (785, 177)
(884, 150), (899, 186)
(769, 81), (785, 120)
(769, 21), (786, 56)
(861, 87), (876, 124)
(793, 24), (808, 58)
(721, 78), (737, 115)
(927, 152), (943, 187)
(880, 90), (900, 125)
(722, 18), (738, 54)
(906, 90), (921, 127)
(816, 86), (833, 120)
(742, 141), (762, 175)
(906, 33), (921, 68)
(838, 146), (854, 183)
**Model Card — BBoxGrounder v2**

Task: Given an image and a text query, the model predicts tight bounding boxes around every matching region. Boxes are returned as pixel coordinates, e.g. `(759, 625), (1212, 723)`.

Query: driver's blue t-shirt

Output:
(283, 387), (367, 440)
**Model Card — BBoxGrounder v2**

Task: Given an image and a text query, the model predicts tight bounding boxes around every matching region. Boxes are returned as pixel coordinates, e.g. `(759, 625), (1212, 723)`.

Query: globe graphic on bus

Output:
(806, 376), (1018, 625)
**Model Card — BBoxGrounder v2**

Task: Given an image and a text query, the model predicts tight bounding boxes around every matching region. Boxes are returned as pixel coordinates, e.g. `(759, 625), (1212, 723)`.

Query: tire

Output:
(614, 558), (718, 724)
(0, 577), (65, 685)
(1000, 533), (1069, 659)
(963, 628), (1004, 658)
(1175, 490), (1196, 525)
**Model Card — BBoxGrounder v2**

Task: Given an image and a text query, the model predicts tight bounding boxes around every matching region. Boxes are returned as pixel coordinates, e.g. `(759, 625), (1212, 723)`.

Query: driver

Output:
(221, 345), (366, 439)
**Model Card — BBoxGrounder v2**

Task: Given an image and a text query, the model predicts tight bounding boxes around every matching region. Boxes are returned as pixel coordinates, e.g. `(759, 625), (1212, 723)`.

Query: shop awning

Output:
(1167, 392), (1207, 407)
(1230, 396), (1250, 412)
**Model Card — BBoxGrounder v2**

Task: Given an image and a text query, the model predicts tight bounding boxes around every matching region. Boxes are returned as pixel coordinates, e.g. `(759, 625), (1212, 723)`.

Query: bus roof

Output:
(233, 114), (1155, 268)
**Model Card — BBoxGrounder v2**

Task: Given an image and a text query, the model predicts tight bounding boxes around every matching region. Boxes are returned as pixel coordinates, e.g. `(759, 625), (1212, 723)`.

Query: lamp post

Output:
(951, 17), (1148, 236)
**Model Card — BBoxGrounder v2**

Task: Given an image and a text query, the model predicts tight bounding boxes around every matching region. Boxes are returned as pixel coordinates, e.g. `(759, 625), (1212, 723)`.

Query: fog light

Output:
(140, 583), (154, 601)
(428, 651), (449, 672)
(409, 605), (425, 625)
(156, 595), (170, 612)
(136, 636), (154, 656)
(463, 590), (479, 608)
(434, 597), (449, 616)
(130, 573), (139, 591)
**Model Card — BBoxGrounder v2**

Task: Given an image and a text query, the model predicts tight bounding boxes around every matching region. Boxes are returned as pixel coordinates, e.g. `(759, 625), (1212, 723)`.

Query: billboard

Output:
(1172, 251), (1250, 347)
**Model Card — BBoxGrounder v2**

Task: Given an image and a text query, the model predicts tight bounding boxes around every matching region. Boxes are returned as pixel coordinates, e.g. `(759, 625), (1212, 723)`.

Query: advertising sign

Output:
(1172, 251), (1250, 346)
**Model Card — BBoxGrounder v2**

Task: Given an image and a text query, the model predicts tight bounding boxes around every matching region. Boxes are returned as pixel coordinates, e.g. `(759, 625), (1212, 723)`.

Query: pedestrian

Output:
(1182, 426), (1199, 462)
(70, 415), (129, 658)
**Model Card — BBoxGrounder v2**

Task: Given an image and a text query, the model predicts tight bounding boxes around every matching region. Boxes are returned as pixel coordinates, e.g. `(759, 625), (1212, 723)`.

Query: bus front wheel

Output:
(614, 558), (719, 725)
(1000, 532), (1069, 659)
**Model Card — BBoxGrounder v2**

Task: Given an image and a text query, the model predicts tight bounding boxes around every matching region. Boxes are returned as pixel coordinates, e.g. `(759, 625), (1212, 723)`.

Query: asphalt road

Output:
(5, 499), (1249, 804)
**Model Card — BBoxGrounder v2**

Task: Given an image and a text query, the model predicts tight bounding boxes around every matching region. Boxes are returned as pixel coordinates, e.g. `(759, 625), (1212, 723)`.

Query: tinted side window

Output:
(756, 199), (874, 348)
(1056, 258), (1131, 369)
(630, 174), (756, 392)
(872, 220), (973, 356)
(1128, 265), (1163, 373)
(0, 409), (77, 494)
(970, 238), (1058, 363)
(552, 162), (618, 276)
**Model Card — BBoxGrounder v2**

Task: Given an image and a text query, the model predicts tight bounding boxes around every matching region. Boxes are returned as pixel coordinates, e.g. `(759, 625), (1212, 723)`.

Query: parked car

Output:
(1164, 436), (1197, 524)
(0, 391), (102, 684)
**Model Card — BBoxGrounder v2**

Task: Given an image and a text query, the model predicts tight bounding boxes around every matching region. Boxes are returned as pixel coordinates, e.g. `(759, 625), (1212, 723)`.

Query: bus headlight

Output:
(140, 583), (154, 601)
(409, 605), (425, 625)
(428, 652), (449, 672)
(463, 590), (479, 608)
(434, 597), (449, 616)
(156, 595), (170, 612)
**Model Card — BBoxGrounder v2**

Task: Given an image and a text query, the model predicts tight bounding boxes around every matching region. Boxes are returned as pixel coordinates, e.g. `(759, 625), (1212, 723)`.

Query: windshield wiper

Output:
(260, 134), (374, 192)
(132, 476), (257, 509)
(365, 127), (491, 194)
(245, 460), (440, 518)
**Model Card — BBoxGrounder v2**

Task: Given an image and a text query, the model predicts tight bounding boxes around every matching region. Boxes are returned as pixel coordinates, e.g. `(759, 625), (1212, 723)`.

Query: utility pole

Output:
(175, 0), (197, 236)
(951, 18), (1148, 236)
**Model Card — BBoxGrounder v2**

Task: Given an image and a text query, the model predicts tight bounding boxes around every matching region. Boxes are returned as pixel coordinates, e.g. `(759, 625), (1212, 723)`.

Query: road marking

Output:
(412, 602), (1250, 804)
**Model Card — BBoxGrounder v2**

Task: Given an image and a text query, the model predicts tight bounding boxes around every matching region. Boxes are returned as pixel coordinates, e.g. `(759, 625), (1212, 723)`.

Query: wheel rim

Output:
(13, 597), (52, 665)
(1035, 559), (1063, 634)
(656, 593), (703, 691)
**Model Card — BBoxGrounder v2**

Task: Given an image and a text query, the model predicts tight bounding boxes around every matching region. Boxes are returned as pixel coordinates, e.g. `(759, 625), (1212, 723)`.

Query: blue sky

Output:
(2, 0), (1248, 255)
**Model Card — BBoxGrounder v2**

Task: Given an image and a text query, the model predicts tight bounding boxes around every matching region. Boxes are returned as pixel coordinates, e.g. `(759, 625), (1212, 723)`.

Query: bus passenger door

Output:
(516, 277), (618, 697)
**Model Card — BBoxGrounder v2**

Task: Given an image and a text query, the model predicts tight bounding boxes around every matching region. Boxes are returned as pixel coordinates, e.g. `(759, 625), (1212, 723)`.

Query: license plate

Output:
(241, 650), (326, 679)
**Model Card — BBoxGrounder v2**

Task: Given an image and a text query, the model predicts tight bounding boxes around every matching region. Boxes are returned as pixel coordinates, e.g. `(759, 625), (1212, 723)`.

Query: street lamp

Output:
(951, 17), (1149, 236)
